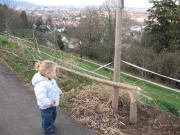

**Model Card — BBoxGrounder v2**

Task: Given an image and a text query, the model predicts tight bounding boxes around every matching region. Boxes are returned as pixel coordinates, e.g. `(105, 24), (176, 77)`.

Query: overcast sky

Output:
(19, 0), (152, 8)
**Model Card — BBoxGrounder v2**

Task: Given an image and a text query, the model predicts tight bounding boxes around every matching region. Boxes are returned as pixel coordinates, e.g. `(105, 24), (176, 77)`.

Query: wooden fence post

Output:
(128, 91), (137, 124)
(33, 30), (40, 54)
(112, 0), (123, 111)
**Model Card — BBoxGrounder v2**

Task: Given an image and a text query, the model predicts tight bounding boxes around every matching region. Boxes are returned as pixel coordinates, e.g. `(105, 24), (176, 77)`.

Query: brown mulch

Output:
(63, 84), (180, 135)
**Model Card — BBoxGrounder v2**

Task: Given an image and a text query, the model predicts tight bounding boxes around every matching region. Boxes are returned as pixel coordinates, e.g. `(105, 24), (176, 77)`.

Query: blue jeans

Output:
(40, 107), (57, 134)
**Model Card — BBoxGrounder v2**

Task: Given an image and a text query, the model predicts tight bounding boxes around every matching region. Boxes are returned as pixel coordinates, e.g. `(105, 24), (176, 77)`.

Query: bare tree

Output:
(66, 0), (135, 63)
(100, 0), (116, 62)
(2, 0), (15, 8)
(0, 4), (24, 35)
(0, 5), (6, 32)
(67, 7), (104, 60)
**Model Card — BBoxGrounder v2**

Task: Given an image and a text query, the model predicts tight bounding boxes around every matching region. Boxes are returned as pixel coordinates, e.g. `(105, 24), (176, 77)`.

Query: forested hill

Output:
(0, 0), (37, 8)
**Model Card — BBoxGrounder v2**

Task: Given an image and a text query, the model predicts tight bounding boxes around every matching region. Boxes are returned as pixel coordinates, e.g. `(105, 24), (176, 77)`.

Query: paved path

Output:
(0, 61), (97, 135)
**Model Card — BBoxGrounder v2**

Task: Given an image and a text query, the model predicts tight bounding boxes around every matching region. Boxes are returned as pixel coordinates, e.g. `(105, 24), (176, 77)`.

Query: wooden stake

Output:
(33, 30), (40, 54)
(112, 0), (123, 111)
(128, 91), (137, 124)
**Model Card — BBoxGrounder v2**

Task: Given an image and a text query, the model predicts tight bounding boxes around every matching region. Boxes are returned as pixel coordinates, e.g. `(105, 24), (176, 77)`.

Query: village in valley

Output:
(15, 6), (148, 49)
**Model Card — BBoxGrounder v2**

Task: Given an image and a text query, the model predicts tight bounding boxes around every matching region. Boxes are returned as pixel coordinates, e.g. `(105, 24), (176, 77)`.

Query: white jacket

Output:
(32, 72), (62, 109)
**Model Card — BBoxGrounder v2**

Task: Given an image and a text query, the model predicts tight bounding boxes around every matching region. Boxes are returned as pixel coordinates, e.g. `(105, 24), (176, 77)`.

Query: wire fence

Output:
(1, 33), (179, 92)
(0, 33), (180, 114)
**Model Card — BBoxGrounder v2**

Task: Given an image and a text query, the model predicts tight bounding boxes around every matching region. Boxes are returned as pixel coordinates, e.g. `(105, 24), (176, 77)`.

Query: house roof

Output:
(69, 38), (80, 45)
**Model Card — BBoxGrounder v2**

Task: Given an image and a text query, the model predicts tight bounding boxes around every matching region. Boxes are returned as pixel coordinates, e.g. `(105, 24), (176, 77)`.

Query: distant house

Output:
(141, 26), (146, 32)
(68, 38), (80, 49)
(121, 43), (132, 49)
(73, 22), (79, 27)
(75, 17), (81, 21)
(62, 36), (69, 44)
(57, 27), (65, 32)
(32, 24), (37, 29)
(130, 25), (146, 33)
(130, 26), (141, 33)
(40, 24), (47, 29)
(136, 18), (145, 23)
(47, 25), (51, 30)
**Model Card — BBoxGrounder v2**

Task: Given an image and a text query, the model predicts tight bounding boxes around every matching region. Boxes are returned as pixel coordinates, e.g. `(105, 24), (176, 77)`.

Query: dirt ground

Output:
(64, 84), (180, 135)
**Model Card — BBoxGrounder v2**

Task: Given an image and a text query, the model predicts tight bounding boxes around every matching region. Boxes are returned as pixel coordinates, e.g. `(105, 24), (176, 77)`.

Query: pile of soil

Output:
(64, 84), (180, 135)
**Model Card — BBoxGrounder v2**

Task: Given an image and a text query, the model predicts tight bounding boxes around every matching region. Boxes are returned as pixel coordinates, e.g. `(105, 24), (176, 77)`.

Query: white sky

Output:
(19, 0), (152, 8)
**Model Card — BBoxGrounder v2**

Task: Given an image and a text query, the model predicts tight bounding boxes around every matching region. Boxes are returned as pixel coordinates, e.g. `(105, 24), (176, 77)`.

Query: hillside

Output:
(0, 34), (180, 134)
(0, 0), (37, 8)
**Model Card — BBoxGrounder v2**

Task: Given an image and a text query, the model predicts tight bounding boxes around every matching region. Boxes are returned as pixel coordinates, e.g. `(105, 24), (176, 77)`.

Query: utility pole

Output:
(112, 0), (123, 111)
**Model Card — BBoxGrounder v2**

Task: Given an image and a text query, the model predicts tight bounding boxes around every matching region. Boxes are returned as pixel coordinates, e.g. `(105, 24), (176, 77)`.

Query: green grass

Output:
(0, 35), (180, 116)
(0, 35), (92, 91)
(75, 58), (180, 115)
(76, 59), (100, 70)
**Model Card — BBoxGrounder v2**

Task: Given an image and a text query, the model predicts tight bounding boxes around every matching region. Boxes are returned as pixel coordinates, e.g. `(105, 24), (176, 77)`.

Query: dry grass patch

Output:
(64, 84), (180, 135)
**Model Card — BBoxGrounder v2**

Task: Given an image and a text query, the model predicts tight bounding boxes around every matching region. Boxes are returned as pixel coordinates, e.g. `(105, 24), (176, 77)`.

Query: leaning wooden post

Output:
(112, 0), (123, 111)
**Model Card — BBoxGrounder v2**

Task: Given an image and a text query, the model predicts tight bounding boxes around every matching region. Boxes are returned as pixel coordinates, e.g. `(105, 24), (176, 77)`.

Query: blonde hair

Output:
(35, 60), (56, 76)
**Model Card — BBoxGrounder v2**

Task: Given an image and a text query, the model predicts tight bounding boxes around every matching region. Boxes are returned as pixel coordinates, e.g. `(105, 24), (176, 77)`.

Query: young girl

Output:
(32, 60), (63, 135)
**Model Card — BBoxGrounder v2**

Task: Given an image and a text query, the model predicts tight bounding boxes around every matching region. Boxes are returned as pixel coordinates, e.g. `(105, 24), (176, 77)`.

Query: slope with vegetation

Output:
(0, 35), (180, 135)
(0, 34), (180, 117)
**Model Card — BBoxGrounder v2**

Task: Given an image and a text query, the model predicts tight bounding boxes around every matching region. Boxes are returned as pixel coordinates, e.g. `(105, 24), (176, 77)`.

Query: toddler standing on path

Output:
(32, 60), (63, 135)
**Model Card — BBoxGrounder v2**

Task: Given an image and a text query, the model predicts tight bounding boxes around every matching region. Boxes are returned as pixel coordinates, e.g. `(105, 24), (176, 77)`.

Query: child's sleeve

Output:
(53, 79), (62, 95)
(34, 84), (51, 107)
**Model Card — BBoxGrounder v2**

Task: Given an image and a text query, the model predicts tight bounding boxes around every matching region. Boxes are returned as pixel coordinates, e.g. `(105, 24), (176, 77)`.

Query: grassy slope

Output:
(77, 59), (180, 116)
(0, 35), (180, 116)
